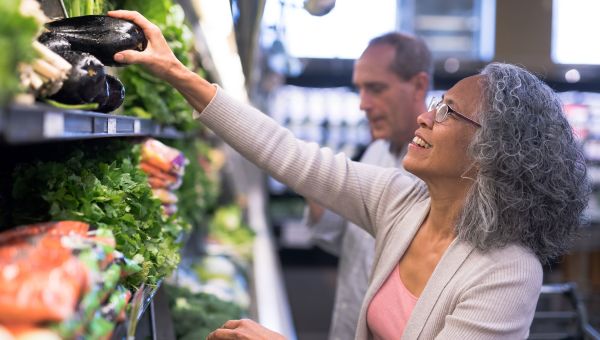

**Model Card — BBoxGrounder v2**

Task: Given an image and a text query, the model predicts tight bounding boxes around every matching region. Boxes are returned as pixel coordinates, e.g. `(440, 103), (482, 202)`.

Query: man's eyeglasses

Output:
(428, 97), (481, 128)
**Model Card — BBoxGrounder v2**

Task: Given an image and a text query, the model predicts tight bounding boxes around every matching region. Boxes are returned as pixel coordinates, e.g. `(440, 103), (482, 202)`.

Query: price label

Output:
(43, 112), (64, 137)
(134, 119), (141, 133)
(108, 118), (117, 134)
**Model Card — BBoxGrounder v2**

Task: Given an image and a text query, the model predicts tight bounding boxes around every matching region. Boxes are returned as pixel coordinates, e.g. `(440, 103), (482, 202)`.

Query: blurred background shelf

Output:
(0, 103), (184, 144)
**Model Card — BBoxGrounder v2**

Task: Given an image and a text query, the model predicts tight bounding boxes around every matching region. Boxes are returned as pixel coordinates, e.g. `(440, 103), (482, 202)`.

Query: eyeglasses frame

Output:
(428, 97), (481, 128)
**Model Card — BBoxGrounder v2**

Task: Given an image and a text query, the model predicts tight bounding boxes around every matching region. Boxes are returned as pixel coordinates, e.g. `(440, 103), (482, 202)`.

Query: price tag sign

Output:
(108, 118), (117, 134)
(43, 112), (64, 137)
(134, 119), (141, 133)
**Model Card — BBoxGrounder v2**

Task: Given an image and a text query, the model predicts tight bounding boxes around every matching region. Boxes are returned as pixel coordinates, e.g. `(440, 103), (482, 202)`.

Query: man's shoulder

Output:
(361, 140), (395, 166)
(361, 140), (409, 174)
(364, 139), (390, 153)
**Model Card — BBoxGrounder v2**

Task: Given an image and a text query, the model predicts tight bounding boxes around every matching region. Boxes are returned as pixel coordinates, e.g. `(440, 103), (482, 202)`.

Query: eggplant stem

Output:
(45, 99), (99, 110)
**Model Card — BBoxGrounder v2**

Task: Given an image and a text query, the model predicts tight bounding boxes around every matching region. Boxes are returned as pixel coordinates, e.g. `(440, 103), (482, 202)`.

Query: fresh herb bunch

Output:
(11, 141), (190, 288)
(0, 0), (39, 105)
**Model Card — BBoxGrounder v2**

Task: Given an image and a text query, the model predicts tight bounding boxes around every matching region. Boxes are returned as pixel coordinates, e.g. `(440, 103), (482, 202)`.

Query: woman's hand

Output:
(107, 10), (185, 82)
(206, 319), (286, 340)
(107, 10), (216, 110)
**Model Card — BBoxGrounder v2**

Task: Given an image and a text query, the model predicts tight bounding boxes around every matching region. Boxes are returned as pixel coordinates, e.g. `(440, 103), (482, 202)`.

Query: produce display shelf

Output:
(110, 281), (176, 340)
(0, 103), (183, 144)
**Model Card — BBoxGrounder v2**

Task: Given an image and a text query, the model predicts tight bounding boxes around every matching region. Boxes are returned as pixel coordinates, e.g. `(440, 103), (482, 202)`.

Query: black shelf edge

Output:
(1, 103), (183, 144)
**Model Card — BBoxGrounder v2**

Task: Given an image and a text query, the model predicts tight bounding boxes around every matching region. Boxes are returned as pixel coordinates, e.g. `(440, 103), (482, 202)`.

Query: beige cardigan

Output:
(196, 88), (543, 340)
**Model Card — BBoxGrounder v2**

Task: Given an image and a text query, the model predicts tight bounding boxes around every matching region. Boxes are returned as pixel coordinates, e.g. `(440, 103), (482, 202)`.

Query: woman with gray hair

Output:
(108, 10), (590, 340)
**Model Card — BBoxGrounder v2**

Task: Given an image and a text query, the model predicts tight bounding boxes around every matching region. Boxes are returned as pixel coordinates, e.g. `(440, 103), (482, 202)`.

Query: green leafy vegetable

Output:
(210, 205), (255, 246)
(165, 284), (243, 340)
(208, 205), (255, 261)
(11, 141), (190, 288)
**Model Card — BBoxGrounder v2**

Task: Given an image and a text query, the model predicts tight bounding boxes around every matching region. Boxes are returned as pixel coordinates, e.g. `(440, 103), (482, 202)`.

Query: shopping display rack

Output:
(0, 104), (182, 144)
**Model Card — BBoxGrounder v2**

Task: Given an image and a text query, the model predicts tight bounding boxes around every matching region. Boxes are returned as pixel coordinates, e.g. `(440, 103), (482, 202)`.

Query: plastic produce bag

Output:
(0, 221), (90, 323)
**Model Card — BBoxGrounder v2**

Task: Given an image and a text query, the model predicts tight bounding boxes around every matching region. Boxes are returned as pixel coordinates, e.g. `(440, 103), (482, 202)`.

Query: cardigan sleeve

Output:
(196, 87), (421, 236)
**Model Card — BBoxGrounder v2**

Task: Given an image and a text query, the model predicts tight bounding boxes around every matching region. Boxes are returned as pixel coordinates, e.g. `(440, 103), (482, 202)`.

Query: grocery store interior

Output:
(2, 0), (600, 339)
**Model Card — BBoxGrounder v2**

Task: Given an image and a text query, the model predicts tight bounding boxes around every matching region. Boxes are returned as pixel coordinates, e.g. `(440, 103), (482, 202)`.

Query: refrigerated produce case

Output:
(0, 0), (295, 338)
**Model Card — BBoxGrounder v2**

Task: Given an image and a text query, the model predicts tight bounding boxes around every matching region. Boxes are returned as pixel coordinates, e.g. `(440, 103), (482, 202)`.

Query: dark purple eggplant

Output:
(38, 32), (72, 54)
(93, 75), (125, 113)
(49, 51), (107, 105)
(45, 15), (148, 67)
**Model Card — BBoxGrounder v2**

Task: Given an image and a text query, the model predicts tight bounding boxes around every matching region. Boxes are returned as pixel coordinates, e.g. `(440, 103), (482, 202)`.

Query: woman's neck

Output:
(424, 179), (473, 237)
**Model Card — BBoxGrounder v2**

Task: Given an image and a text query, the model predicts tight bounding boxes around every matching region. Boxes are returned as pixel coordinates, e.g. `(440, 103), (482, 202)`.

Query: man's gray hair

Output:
(367, 32), (433, 80)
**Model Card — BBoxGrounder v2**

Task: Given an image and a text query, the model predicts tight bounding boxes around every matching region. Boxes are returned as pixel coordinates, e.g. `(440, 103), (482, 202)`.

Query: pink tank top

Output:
(367, 263), (418, 339)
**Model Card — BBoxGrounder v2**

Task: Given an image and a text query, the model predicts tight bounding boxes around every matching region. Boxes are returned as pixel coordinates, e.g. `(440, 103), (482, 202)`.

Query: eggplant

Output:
(49, 51), (107, 105)
(93, 75), (125, 113)
(38, 32), (72, 54)
(45, 15), (148, 66)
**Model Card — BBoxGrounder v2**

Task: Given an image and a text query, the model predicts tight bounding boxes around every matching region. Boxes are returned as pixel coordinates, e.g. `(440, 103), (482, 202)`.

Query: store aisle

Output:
(280, 248), (338, 340)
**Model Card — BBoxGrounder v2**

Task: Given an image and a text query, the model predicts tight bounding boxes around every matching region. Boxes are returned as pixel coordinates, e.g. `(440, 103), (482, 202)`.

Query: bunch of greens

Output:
(209, 205), (255, 261)
(166, 138), (220, 229)
(11, 141), (190, 289)
(63, 0), (106, 16)
(0, 0), (39, 106)
(210, 205), (255, 246)
(114, 0), (199, 132)
(165, 284), (243, 340)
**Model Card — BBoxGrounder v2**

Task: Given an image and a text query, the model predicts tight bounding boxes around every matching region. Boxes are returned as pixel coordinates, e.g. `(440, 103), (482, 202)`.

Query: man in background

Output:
(305, 32), (432, 340)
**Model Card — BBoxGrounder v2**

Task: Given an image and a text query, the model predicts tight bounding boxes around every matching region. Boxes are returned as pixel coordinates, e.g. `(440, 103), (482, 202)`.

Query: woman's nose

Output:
(417, 107), (435, 128)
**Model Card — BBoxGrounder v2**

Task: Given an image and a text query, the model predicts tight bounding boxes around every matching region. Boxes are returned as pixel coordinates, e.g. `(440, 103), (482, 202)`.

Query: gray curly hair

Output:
(456, 63), (590, 264)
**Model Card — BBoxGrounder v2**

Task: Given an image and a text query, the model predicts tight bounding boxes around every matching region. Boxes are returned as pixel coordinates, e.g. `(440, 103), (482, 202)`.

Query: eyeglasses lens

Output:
(436, 104), (447, 123)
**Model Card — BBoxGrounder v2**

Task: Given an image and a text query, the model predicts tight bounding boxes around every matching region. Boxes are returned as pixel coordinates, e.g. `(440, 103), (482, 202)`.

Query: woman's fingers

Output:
(107, 10), (150, 29)
(205, 320), (245, 340)
(206, 328), (237, 340)
(107, 10), (172, 70)
(108, 10), (163, 41)
(221, 319), (243, 329)
(204, 319), (240, 340)
(114, 50), (141, 65)
(205, 319), (287, 340)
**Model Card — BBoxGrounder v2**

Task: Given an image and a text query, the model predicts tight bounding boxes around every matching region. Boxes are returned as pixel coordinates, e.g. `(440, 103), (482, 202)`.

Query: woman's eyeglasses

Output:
(428, 97), (481, 128)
